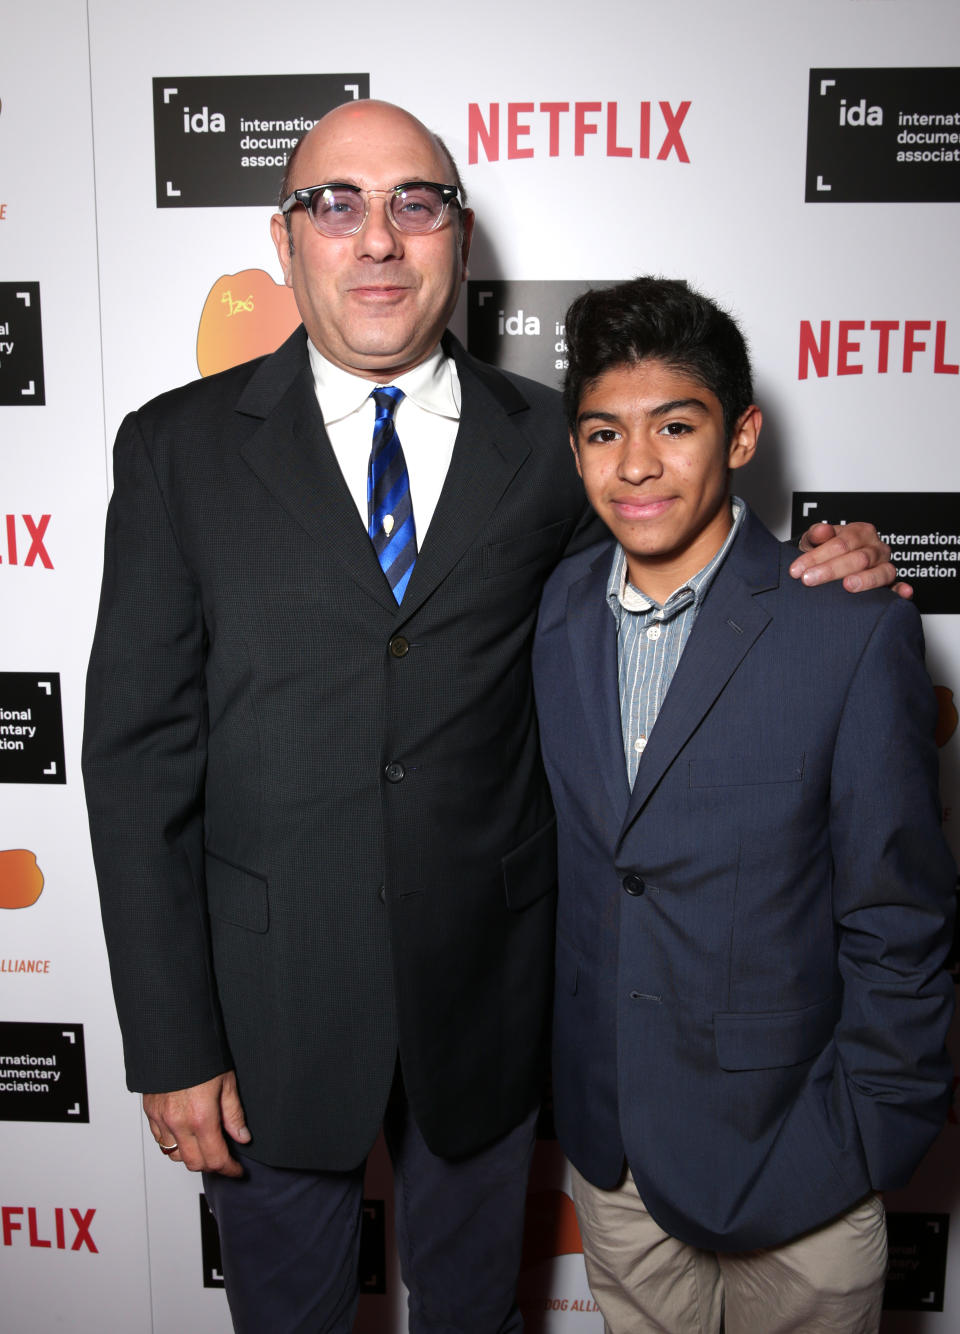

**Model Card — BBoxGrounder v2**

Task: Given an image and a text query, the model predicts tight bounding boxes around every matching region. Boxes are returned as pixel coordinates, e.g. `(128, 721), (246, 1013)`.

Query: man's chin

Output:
(327, 339), (432, 380)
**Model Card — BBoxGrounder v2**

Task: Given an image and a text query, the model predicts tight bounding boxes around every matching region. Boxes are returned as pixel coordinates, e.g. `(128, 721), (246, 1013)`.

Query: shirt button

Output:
(389, 636), (409, 658)
(646, 625), (661, 641)
(385, 762), (405, 783)
(634, 737), (647, 754)
(622, 873), (646, 896)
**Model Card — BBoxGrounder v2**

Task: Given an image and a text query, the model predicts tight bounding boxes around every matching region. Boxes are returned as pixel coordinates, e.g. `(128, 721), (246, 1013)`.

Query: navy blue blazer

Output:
(533, 505), (955, 1251)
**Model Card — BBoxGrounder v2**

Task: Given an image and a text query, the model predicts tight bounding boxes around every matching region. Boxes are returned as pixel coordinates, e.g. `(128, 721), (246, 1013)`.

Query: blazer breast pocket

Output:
(481, 520), (571, 580)
(689, 753), (805, 788)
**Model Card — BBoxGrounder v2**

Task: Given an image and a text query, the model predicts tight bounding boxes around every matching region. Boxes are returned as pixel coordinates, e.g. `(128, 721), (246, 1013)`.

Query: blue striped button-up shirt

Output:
(607, 499), (745, 787)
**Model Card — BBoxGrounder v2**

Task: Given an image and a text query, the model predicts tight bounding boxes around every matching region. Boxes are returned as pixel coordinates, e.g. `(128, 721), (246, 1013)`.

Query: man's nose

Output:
(618, 436), (662, 482)
(353, 196), (403, 260)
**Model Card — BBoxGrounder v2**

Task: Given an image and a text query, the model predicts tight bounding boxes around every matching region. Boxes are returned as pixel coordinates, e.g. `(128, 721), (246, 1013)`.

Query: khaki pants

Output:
(571, 1166), (887, 1334)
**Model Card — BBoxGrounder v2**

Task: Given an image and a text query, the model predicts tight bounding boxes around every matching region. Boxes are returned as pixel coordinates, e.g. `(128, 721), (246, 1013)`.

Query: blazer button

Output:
(378, 884), (385, 903)
(389, 636), (409, 658)
(385, 762), (405, 783)
(622, 873), (646, 896)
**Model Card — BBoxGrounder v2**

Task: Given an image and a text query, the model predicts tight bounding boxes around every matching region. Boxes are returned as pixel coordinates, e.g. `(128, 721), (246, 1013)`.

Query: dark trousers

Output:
(203, 1079), (538, 1334)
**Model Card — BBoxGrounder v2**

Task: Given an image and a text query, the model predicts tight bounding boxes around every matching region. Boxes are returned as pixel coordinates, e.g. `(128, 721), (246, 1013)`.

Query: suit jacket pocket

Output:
(714, 995), (837, 1071)
(502, 817), (558, 911)
(689, 754), (805, 787)
(481, 520), (570, 579)
(205, 850), (269, 933)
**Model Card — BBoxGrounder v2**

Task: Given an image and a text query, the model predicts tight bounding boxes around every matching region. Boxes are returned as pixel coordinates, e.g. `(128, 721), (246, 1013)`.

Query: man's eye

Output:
(660, 421), (693, 437)
(317, 192), (362, 216)
(585, 428), (620, 444)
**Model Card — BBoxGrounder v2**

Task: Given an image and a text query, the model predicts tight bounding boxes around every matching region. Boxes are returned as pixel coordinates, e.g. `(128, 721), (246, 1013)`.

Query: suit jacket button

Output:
(389, 636), (410, 658)
(622, 873), (646, 896)
(385, 762), (405, 783)
(378, 884), (386, 903)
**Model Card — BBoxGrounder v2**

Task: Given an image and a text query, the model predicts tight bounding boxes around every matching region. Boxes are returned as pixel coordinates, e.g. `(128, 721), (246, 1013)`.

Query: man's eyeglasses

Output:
(279, 181), (462, 237)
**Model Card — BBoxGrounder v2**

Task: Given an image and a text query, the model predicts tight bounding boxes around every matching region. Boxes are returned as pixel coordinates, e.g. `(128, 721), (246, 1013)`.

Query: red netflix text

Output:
(0, 515), (53, 568)
(799, 320), (958, 379)
(467, 101), (691, 165)
(1, 1206), (97, 1252)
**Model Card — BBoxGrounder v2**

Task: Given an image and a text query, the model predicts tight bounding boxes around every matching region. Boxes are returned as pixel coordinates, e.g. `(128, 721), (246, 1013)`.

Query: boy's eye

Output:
(659, 421), (693, 437)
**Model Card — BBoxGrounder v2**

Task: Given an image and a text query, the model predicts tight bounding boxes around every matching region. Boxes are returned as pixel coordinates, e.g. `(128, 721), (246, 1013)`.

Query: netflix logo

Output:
(1, 1205), (97, 1252)
(0, 515), (52, 568)
(798, 319), (958, 379)
(467, 100), (691, 165)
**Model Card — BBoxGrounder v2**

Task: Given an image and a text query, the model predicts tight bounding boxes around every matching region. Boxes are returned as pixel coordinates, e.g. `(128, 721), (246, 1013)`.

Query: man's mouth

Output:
(610, 495), (676, 521)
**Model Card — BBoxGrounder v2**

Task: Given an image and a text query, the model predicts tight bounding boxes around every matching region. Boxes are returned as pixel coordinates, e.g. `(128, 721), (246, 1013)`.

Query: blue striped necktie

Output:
(368, 386), (416, 603)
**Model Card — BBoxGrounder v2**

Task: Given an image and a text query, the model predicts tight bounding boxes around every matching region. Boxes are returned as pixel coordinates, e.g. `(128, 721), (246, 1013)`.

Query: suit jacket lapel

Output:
(234, 328), (540, 620)
(566, 547), (633, 830)
(617, 511), (780, 849)
(397, 334), (536, 618)
(236, 327), (401, 614)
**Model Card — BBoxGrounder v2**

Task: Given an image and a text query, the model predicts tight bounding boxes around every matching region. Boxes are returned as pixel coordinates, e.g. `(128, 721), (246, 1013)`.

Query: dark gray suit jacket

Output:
(534, 507), (955, 1250)
(83, 326), (589, 1169)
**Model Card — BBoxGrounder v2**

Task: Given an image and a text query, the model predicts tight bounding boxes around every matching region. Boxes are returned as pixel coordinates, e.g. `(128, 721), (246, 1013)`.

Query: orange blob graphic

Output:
(521, 1189), (584, 1271)
(197, 270), (300, 377)
(0, 849), (44, 908)
(935, 687), (958, 748)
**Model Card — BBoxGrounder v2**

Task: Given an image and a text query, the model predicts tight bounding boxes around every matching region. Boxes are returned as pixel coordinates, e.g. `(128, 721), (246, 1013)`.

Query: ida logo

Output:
(1, 1206), (97, 1252)
(197, 270), (299, 376)
(201, 1193), (385, 1291)
(0, 282), (45, 405)
(883, 1212), (949, 1312)
(806, 68), (960, 204)
(0, 849), (44, 908)
(837, 98), (882, 128)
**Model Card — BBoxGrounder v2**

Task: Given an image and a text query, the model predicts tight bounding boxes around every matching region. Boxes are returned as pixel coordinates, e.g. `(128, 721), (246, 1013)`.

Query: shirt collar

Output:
(306, 341), (460, 426)
(606, 498), (746, 619)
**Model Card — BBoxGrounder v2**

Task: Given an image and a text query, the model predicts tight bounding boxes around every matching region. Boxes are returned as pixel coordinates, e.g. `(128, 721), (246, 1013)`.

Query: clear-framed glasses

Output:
(279, 181), (461, 237)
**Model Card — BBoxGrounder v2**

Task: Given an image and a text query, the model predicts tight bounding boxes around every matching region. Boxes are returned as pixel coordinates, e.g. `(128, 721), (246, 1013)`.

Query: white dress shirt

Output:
(307, 341), (461, 541)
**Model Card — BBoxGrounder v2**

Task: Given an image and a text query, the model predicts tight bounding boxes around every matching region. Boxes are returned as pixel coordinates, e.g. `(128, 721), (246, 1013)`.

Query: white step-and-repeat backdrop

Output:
(2, 1), (958, 1329)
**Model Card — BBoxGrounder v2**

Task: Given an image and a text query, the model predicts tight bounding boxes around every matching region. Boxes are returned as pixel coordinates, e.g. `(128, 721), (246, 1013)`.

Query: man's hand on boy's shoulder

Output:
(791, 521), (911, 598)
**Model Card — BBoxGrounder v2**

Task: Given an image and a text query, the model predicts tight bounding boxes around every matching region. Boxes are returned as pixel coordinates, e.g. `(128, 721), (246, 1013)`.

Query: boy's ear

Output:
(728, 405), (761, 472)
(569, 432), (583, 477)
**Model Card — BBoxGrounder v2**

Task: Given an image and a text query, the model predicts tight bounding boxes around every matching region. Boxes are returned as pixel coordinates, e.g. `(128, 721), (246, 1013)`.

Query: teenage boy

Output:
(532, 277), (955, 1333)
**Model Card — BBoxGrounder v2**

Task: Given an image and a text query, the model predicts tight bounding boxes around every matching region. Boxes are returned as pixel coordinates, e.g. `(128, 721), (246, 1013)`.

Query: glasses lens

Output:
(309, 187), (366, 235)
(389, 185), (446, 233)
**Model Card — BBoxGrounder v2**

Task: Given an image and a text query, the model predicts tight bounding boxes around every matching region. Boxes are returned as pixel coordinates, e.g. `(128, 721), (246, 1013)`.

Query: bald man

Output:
(83, 100), (899, 1332)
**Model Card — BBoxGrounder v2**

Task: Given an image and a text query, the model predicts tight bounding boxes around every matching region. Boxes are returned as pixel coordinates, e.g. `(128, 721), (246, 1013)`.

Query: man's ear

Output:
(569, 432), (583, 478)
(459, 208), (476, 280)
(270, 213), (294, 288)
(728, 404), (761, 472)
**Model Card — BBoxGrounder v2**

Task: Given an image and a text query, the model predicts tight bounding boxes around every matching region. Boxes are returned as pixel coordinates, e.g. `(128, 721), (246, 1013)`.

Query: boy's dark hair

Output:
(562, 277), (754, 440)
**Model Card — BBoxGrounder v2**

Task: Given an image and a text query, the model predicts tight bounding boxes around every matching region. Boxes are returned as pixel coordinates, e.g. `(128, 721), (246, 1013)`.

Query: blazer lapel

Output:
(396, 335), (536, 618)
(617, 511), (780, 848)
(566, 550), (633, 829)
(236, 329), (541, 620)
(236, 328), (399, 613)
